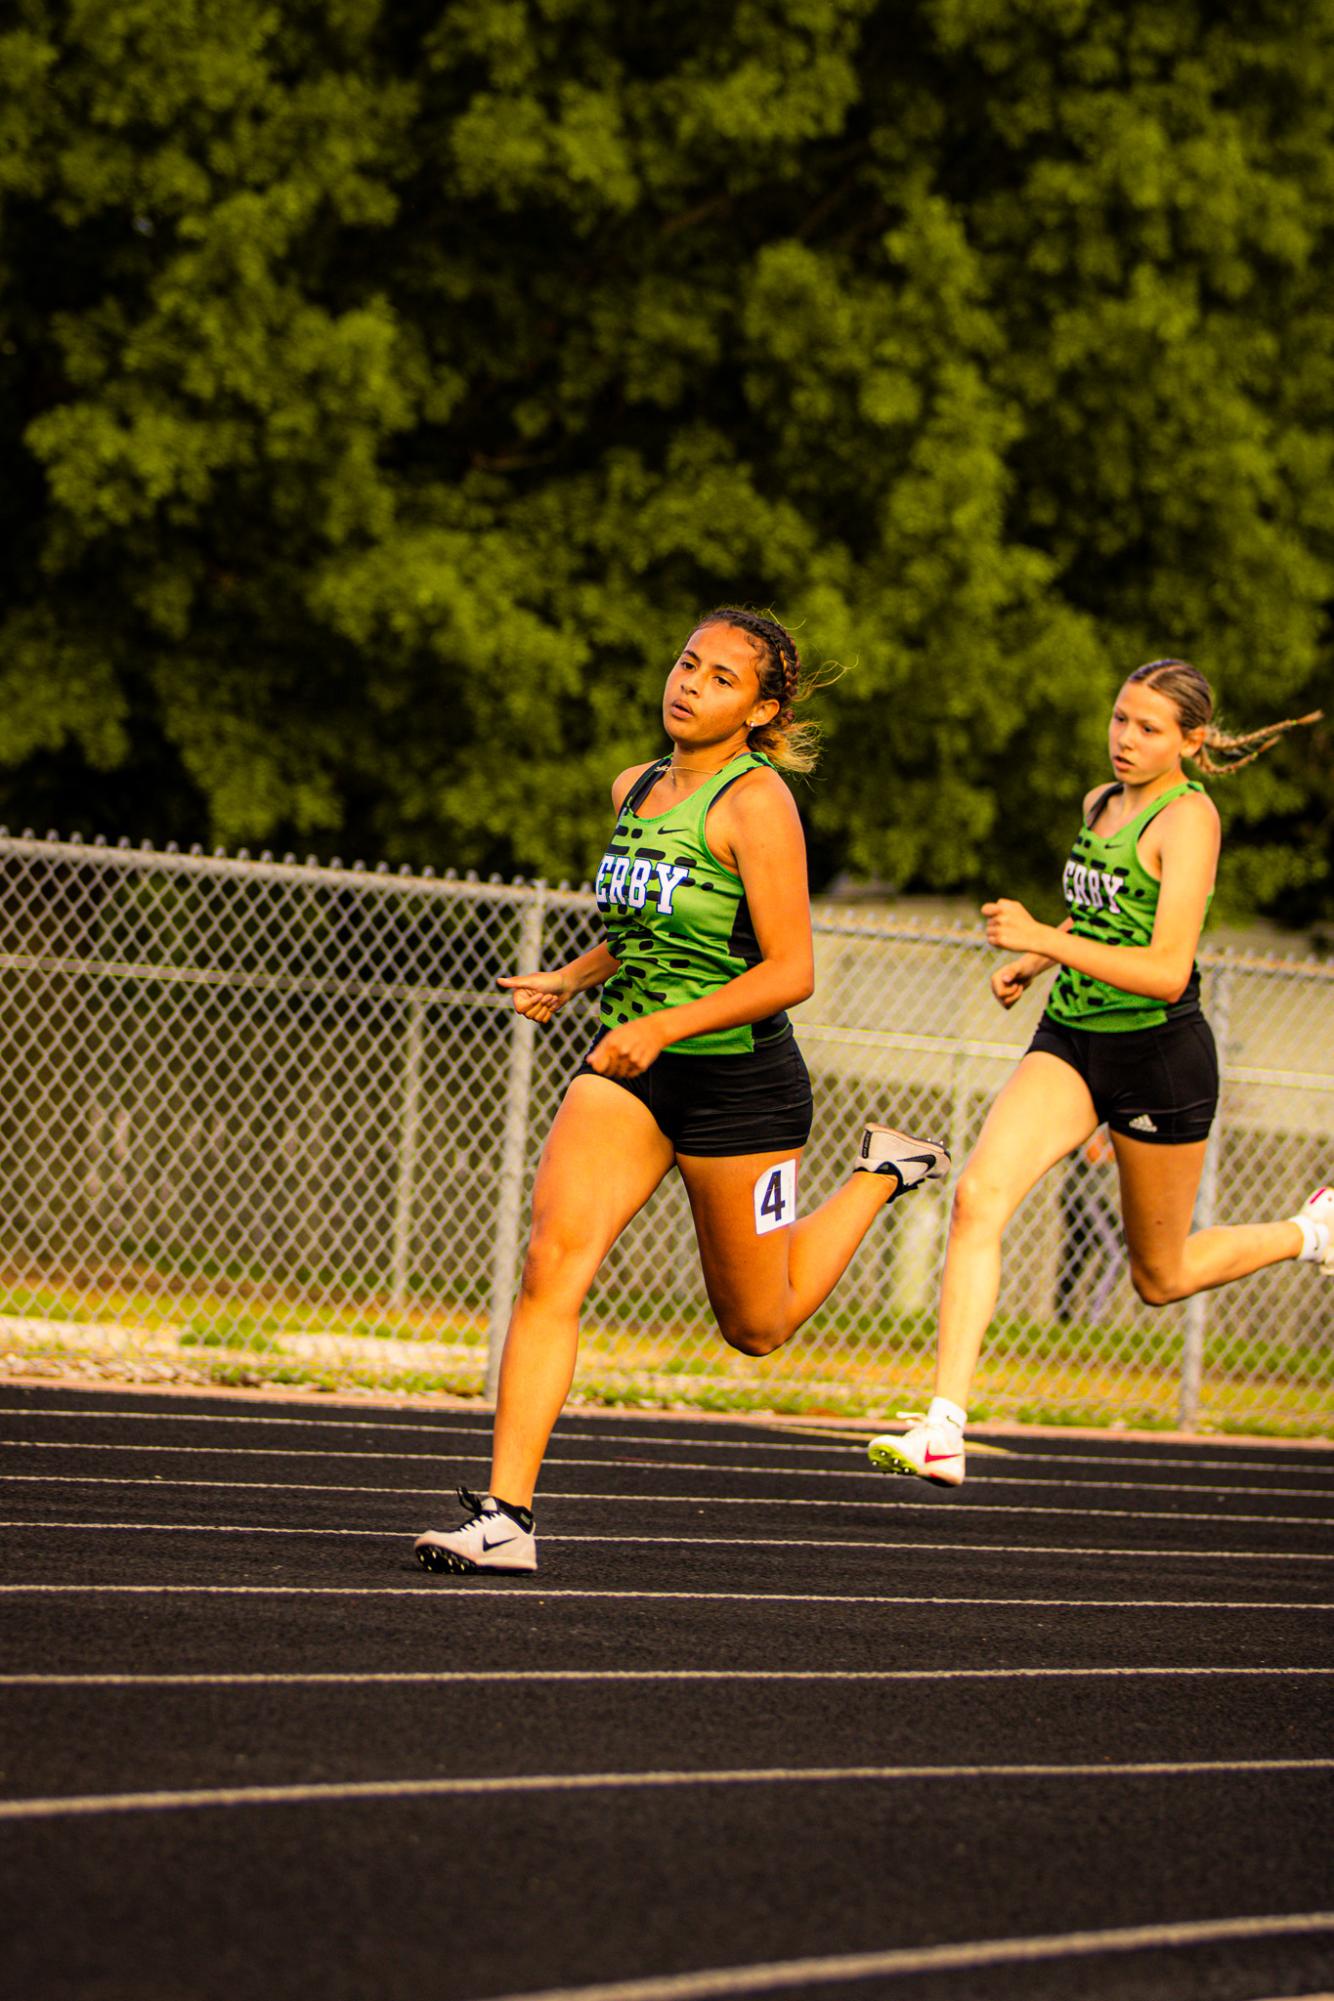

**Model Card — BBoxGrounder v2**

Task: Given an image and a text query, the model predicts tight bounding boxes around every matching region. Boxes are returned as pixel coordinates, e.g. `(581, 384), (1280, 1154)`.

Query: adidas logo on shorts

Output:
(1129, 1113), (1158, 1133)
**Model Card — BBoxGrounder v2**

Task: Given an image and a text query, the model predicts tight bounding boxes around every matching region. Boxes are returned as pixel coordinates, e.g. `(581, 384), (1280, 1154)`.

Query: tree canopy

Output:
(1, 0), (1330, 922)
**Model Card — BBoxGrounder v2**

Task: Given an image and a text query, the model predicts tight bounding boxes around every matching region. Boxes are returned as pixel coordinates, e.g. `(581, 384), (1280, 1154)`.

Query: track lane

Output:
(8, 1431), (1332, 1501)
(2, 1520), (1330, 1603)
(6, 1388), (1332, 1481)
(1, 1672), (1330, 1801)
(3, 1383), (1330, 2001)
(3, 1769), (1331, 2001)
(7, 1475), (1331, 1547)
(3, 1586), (1328, 1675)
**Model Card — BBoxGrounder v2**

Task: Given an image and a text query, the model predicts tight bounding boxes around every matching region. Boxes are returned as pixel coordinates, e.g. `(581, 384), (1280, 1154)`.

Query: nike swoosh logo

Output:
(924, 1446), (962, 1464)
(482, 1528), (520, 1550)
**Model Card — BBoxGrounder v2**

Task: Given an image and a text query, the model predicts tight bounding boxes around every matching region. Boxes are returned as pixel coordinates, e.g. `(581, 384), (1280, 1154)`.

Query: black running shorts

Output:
(1027, 1012), (1219, 1146)
(575, 1029), (814, 1157)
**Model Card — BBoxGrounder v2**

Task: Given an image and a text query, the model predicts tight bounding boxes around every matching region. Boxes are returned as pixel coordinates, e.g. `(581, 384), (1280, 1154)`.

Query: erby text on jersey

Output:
(1063, 860), (1126, 915)
(595, 853), (691, 917)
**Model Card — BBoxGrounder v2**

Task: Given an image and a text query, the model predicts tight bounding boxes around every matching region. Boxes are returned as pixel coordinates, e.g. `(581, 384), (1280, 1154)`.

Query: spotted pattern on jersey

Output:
(1046, 779), (1207, 1033)
(594, 752), (790, 1058)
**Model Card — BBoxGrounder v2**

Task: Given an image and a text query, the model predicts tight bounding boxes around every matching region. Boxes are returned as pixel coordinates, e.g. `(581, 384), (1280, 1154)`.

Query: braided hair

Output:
(1126, 660), (1323, 776)
(696, 606), (823, 774)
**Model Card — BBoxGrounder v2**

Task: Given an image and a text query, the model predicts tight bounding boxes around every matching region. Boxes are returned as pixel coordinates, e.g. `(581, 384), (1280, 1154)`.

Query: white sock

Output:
(1293, 1215), (1330, 1263)
(927, 1396), (967, 1432)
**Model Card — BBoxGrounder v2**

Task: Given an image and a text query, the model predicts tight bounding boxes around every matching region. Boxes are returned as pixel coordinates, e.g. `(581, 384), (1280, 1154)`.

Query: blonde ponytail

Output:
(1127, 659), (1323, 776)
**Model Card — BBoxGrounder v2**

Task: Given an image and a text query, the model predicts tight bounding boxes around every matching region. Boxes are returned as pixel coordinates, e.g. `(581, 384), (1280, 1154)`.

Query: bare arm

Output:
(990, 785), (1106, 1009)
(496, 765), (649, 1022)
(498, 942), (621, 1024)
(984, 793), (1220, 1004)
(991, 920), (1072, 1010)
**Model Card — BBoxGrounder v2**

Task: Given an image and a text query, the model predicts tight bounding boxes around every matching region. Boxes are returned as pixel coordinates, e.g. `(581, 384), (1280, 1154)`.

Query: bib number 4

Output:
(753, 1159), (797, 1237)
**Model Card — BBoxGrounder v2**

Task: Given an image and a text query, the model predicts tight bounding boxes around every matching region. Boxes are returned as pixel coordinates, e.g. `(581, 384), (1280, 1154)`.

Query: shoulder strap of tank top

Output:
(703, 750), (770, 811)
(1131, 777), (1194, 834)
(621, 756), (671, 817)
(1085, 782), (1122, 829)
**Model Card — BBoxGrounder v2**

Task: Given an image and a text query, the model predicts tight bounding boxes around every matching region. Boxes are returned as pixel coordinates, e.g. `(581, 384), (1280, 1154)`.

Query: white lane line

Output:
(4, 1410), (851, 1456)
(2, 1473), (1329, 1531)
(0, 1585), (1326, 1609)
(468, 1911), (1334, 2001)
(1, 1758), (1329, 1825)
(2, 1520), (1329, 1565)
(5, 1441), (1331, 1501)
(6, 1406), (1328, 1478)
(3, 1666), (1331, 1688)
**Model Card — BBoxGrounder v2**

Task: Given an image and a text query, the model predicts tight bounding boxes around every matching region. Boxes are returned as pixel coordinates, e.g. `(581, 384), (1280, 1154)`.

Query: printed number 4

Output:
(754, 1160), (796, 1237)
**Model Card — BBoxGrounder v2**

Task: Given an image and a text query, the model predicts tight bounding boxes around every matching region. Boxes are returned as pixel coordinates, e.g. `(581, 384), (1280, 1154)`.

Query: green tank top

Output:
(593, 751), (792, 1058)
(1046, 778), (1209, 1033)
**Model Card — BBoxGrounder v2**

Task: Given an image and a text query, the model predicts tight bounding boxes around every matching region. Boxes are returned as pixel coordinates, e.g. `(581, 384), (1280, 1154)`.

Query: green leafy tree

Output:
(0, 0), (1328, 920)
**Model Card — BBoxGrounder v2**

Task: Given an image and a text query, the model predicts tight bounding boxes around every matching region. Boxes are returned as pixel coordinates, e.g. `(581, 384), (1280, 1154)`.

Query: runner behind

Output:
(869, 660), (1326, 1486)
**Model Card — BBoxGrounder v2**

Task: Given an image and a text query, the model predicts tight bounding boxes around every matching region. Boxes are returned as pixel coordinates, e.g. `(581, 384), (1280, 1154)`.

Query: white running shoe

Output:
(868, 1411), (966, 1487)
(1293, 1185), (1334, 1279)
(855, 1125), (951, 1193)
(414, 1489), (537, 1574)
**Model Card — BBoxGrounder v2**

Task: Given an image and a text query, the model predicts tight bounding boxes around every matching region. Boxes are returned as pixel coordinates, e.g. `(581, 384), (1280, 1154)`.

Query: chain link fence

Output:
(1, 833), (1329, 1434)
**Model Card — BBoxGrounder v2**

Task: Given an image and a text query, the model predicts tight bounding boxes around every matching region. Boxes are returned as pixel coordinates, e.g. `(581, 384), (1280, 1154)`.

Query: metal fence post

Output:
(1178, 964), (1232, 1431)
(485, 886), (546, 1400)
(390, 994), (426, 1311)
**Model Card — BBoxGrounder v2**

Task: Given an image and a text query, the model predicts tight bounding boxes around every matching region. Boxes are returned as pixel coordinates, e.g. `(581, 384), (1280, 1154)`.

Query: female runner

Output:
(416, 607), (949, 1571)
(868, 659), (1327, 1486)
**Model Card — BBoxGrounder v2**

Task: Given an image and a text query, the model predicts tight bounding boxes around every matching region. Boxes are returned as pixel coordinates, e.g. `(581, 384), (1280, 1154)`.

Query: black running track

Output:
(2, 1385), (1332, 2001)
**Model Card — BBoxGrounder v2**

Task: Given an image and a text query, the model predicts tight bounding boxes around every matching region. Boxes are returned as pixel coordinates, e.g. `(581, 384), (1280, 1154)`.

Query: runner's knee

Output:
(718, 1313), (786, 1358)
(1129, 1259), (1186, 1307)
(950, 1169), (1008, 1239)
(519, 1226), (596, 1305)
